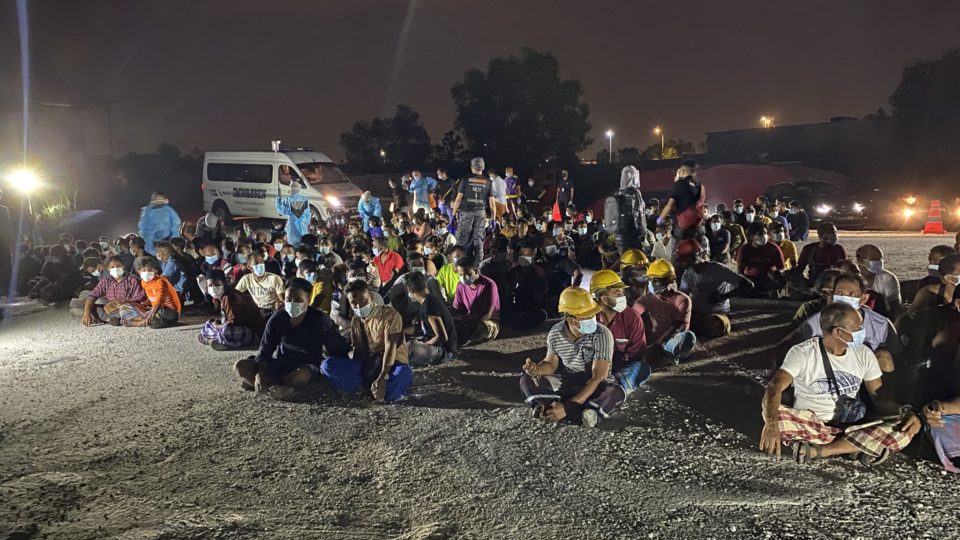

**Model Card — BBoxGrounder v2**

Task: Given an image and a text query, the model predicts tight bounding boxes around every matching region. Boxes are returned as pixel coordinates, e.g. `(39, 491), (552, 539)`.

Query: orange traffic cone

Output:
(552, 200), (562, 222)
(922, 199), (947, 235)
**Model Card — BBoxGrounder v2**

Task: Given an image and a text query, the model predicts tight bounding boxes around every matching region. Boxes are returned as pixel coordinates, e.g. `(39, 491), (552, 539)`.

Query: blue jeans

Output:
(615, 361), (652, 395)
(321, 356), (413, 402)
(662, 330), (697, 361)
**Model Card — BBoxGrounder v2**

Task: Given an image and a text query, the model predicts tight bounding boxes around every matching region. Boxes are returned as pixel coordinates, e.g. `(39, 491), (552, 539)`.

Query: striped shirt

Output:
(546, 321), (614, 382)
(89, 273), (147, 304)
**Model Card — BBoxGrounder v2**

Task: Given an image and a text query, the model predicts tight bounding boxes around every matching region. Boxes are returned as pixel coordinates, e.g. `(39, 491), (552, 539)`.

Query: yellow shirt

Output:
(310, 268), (334, 314)
(436, 263), (459, 302)
(779, 239), (798, 269)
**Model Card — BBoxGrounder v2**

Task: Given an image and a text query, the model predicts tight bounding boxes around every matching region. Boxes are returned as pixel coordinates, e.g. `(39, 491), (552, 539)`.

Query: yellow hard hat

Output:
(558, 286), (601, 318)
(646, 259), (676, 280)
(589, 269), (626, 294)
(620, 249), (649, 266)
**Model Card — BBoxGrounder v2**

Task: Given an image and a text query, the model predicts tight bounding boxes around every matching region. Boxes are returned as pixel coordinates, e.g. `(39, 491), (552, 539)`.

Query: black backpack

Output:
(604, 189), (644, 236)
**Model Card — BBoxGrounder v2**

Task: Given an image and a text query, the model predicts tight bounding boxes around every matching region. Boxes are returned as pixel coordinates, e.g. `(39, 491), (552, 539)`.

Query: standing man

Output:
(612, 165), (646, 254)
(503, 167), (521, 217)
(658, 159), (705, 240)
(452, 157), (495, 262)
(489, 169), (508, 222)
(275, 182), (310, 248)
(556, 169), (575, 210)
(522, 177), (546, 214)
(408, 170), (437, 215)
(138, 191), (182, 255)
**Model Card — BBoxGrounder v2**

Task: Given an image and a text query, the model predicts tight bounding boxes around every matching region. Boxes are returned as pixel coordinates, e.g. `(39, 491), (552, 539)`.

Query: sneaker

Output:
(211, 342), (231, 352)
(581, 408), (599, 428)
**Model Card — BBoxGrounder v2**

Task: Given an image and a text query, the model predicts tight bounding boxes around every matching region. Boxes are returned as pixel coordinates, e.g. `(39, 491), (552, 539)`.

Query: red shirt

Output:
(597, 306), (646, 363)
(797, 242), (846, 281)
(736, 241), (785, 278)
(373, 249), (404, 284)
(633, 290), (692, 344)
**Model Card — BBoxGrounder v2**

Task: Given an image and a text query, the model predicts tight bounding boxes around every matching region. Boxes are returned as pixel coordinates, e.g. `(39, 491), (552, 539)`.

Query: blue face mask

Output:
(205, 255), (219, 265)
(840, 327), (866, 348)
(305, 272), (316, 284)
(252, 264), (266, 276)
(576, 317), (597, 334)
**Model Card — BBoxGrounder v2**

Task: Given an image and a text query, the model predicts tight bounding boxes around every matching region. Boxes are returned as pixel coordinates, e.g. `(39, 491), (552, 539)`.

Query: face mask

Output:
(109, 267), (125, 279)
(236, 254), (248, 264)
(305, 272), (316, 284)
(285, 301), (306, 318)
(585, 216), (593, 224)
(205, 255), (219, 265)
(519, 256), (534, 267)
(354, 303), (373, 319)
(99, 242), (109, 250)
(283, 254), (294, 262)
(647, 281), (658, 294)
(528, 181), (535, 186)
(536, 223), (545, 232)
(320, 246), (331, 255)
(408, 265), (425, 274)
(372, 248), (381, 257)
(773, 233), (785, 243)
(552, 228), (561, 237)
(252, 264), (266, 276)
(545, 245), (558, 256)
(754, 235), (768, 247)
(564, 224), (573, 232)
(928, 264), (940, 277)
(578, 227), (588, 235)
(91, 269), (101, 277)
(576, 317), (598, 334)
(865, 260), (883, 274)
(384, 230), (392, 237)
(273, 243), (284, 251)
(832, 295), (861, 310)
(644, 208), (654, 216)
(710, 222), (721, 232)
(789, 208), (798, 215)
(839, 327), (866, 348)
(423, 247), (433, 255)
(734, 206), (744, 213)
(745, 213), (755, 223)
(609, 296), (627, 313)
(208, 285), (224, 298)
(655, 232), (665, 241)
(946, 275), (960, 286)
(460, 274), (476, 286)
(139, 271), (155, 282)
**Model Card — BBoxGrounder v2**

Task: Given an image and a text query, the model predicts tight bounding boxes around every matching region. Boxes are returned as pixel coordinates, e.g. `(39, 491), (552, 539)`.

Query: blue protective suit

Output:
(276, 194), (311, 247)
(357, 196), (382, 232)
(138, 203), (182, 254)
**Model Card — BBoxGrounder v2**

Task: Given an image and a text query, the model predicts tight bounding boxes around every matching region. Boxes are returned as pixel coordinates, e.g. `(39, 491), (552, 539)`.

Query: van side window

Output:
(207, 163), (273, 184)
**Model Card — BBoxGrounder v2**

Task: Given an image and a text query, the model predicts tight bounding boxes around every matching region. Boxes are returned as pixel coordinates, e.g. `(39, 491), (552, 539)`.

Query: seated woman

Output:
(199, 270), (264, 351)
(125, 256), (181, 329)
(81, 255), (149, 326)
(233, 278), (350, 399)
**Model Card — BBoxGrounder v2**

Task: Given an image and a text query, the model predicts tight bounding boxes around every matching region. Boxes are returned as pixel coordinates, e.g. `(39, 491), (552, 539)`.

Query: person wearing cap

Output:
(357, 191), (382, 233)
(677, 239), (754, 339)
(275, 181), (311, 248)
(590, 270), (651, 393)
(137, 191), (182, 255)
(519, 287), (623, 427)
(634, 259), (696, 364)
(452, 158), (496, 262)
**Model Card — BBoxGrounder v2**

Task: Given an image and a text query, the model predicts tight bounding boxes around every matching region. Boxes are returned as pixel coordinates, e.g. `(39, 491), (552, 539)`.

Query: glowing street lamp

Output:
(760, 116), (775, 129)
(653, 125), (664, 159)
(379, 148), (387, 163)
(5, 167), (40, 194)
(604, 130), (614, 163)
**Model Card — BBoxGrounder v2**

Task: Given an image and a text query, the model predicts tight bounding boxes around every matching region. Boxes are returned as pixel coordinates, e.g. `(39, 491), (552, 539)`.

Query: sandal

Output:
(792, 441), (824, 464)
(857, 449), (890, 467)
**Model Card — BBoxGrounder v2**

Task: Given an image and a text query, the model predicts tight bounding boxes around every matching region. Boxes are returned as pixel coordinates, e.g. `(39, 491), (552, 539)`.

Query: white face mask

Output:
(91, 269), (101, 277)
(745, 213), (755, 223)
(610, 296), (627, 313)
(519, 256), (534, 267)
(710, 222), (721, 232)
(545, 245), (558, 256)
(139, 271), (155, 282)
(372, 248), (381, 256)
(773, 233), (785, 243)
(109, 267), (125, 279)
(832, 295), (861, 310)
(285, 301), (306, 318)
(353, 303), (373, 319)
(423, 247), (433, 255)
(273, 243), (284, 252)
(754, 234), (768, 246)
(578, 227), (588, 235)
(585, 216), (593, 223)
(208, 285), (225, 298)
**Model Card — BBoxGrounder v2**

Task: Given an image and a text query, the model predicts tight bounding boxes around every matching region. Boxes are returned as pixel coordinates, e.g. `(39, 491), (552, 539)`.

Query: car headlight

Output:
(815, 204), (832, 215)
(852, 202), (865, 213)
(903, 208), (915, 219)
(325, 195), (341, 208)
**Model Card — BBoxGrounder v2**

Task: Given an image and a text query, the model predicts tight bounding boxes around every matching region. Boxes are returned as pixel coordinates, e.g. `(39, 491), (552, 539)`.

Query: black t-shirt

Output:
(557, 176), (574, 197)
(669, 178), (702, 213)
(420, 294), (458, 353)
(522, 183), (541, 201)
(458, 175), (491, 212)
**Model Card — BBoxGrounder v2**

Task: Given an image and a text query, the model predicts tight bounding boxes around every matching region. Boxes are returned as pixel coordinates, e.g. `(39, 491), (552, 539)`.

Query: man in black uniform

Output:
(452, 157), (496, 262)
(556, 169), (574, 209)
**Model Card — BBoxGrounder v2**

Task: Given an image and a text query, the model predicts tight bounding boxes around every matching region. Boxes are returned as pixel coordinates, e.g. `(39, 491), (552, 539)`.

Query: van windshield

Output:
(296, 162), (350, 186)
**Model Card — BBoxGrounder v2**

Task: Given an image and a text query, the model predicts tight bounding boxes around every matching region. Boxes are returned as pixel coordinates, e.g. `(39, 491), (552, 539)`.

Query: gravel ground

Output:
(1, 232), (959, 540)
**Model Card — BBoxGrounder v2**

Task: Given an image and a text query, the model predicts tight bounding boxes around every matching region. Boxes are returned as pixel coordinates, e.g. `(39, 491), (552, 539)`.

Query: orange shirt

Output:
(142, 276), (182, 313)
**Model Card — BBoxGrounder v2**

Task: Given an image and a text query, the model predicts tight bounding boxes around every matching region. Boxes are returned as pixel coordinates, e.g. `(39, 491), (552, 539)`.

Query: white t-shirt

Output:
(781, 337), (882, 421)
(235, 272), (285, 309)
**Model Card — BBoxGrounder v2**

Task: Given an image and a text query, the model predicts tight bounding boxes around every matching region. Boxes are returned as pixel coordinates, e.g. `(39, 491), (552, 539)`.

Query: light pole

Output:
(653, 125), (664, 159)
(604, 130), (614, 163)
(379, 149), (387, 164)
(759, 116), (775, 129)
(5, 166), (40, 244)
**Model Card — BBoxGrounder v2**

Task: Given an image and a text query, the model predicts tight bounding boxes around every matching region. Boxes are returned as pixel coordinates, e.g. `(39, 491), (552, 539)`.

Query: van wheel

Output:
(310, 204), (326, 224)
(212, 200), (233, 226)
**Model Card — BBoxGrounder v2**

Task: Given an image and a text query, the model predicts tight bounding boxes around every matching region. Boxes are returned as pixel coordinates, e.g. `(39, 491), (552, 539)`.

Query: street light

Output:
(5, 167), (41, 194)
(760, 116), (775, 128)
(653, 125), (664, 159)
(604, 130), (614, 163)
(379, 149), (387, 163)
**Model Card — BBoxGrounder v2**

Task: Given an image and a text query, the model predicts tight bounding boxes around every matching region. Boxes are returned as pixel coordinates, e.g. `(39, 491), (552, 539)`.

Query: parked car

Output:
(763, 181), (869, 229)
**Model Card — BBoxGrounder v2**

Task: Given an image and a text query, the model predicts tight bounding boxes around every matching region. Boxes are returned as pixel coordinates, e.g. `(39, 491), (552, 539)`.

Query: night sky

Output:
(2, 0), (960, 162)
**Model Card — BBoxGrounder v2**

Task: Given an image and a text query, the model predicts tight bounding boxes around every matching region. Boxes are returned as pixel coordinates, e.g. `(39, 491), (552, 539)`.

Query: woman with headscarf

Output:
(275, 182), (311, 247)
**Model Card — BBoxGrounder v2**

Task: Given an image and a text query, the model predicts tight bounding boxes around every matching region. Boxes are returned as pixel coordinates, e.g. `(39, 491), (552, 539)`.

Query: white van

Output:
(202, 148), (362, 224)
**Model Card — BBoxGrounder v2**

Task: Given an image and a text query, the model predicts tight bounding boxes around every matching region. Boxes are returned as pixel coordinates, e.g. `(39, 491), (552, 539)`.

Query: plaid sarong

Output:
(200, 320), (256, 348)
(776, 406), (912, 458)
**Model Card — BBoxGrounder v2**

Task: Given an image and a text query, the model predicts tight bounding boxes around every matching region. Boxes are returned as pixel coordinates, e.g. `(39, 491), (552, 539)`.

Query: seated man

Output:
(907, 253), (960, 317)
(154, 241), (187, 298)
(233, 278), (350, 399)
(590, 270), (651, 393)
(780, 273), (901, 373)
(918, 245), (957, 289)
(234, 252), (285, 317)
(856, 244), (901, 319)
(436, 244), (465, 302)
(790, 269), (842, 330)
(736, 222), (786, 294)
(372, 235), (404, 290)
(519, 286), (623, 427)
(331, 261), (385, 336)
(199, 270), (264, 350)
(451, 255), (500, 346)
(760, 303), (920, 465)
(650, 221), (676, 263)
(385, 253), (443, 325)
(81, 255), (149, 326)
(704, 213), (731, 263)
(405, 271), (458, 366)
(769, 221), (797, 269)
(501, 241), (549, 331)
(321, 280), (413, 402)
(633, 259), (696, 364)
(126, 256), (181, 329)
(678, 240), (754, 339)
(793, 222), (846, 286)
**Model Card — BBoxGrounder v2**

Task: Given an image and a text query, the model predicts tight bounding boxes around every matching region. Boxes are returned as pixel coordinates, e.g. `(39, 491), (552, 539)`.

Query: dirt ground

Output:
(1, 232), (959, 540)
